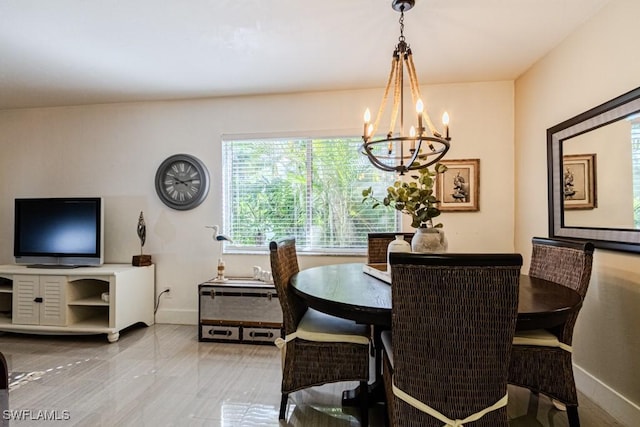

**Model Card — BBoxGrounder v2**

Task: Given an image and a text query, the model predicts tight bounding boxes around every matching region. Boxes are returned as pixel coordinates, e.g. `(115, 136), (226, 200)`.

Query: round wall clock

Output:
(155, 154), (210, 210)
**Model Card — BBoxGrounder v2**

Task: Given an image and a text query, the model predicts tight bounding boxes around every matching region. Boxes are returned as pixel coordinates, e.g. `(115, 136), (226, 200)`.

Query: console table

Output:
(198, 278), (282, 344)
(0, 264), (155, 342)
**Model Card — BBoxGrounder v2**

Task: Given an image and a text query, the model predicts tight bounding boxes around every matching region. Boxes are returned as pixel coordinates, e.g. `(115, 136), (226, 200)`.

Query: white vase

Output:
(411, 227), (448, 253)
(387, 235), (412, 272)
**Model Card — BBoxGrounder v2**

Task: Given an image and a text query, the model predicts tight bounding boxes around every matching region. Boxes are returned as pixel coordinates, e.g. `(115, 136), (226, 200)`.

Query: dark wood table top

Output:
(290, 262), (582, 330)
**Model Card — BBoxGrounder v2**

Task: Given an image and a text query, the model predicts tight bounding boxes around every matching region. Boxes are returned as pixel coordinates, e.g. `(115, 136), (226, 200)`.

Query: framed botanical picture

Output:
(563, 153), (597, 210)
(436, 159), (480, 211)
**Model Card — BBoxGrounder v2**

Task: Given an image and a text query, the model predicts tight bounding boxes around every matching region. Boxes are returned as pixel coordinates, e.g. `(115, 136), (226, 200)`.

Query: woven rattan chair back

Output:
(367, 232), (413, 264)
(0, 352), (7, 391)
(528, 237), (594, 344)
(269, 238), (307, 336)
(388, 252), (522, 427)
(269, 239), (370, 425)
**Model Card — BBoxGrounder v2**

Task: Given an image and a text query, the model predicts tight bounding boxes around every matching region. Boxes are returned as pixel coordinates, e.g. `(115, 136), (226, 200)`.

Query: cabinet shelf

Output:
(68, 297), (108, 307)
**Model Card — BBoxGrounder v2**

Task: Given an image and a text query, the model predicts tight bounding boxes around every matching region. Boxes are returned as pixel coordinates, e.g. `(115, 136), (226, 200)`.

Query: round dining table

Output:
(289, 262), (583, 406)
(290, 262), (583, 331)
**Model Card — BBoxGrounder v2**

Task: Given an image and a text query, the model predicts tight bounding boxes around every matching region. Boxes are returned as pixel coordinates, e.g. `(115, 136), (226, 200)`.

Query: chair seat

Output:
(289, 308), (370, 344)
(513, 329), (571, 352)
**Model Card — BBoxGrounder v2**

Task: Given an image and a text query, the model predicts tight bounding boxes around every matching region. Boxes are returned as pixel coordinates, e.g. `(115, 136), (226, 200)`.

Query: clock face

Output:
(155, 154), (210, 210)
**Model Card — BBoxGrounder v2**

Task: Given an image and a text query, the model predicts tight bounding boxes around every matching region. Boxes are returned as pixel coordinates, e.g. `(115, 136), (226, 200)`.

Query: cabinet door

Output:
(12, 275), (67, 326)
(40, 276), (66, 326)
(12, 275), (39, 325)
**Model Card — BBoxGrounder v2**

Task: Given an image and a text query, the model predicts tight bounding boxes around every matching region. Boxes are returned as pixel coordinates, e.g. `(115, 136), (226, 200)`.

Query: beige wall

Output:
(0, 80), (515, 323)
(515, 0), (640, 423)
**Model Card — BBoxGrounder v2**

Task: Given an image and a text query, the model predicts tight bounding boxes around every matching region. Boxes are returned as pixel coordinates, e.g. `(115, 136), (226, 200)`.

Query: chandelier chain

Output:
(398, 10), (406, 43)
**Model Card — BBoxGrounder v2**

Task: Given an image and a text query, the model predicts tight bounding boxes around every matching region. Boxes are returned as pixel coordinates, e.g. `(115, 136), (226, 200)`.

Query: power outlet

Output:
(163, 287), (172, 299)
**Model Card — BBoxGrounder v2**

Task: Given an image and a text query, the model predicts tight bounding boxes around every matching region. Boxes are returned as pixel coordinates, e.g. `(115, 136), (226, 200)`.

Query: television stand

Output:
(0, 264), (154, 342)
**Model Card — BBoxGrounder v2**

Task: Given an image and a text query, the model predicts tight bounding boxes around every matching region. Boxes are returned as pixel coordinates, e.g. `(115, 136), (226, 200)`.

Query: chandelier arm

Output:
(389, 55), (402, 138)
(406, 53), (441, 137)
(372, 56), (398, 140)
(360, 142), (398, 172)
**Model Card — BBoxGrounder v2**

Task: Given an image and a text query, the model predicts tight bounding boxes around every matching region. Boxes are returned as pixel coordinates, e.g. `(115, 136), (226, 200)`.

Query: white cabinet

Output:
(0, 264), (154, 342)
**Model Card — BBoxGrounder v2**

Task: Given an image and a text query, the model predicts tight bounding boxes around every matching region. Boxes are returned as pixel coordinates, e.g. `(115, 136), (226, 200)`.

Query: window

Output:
(222, 135), (398, 253)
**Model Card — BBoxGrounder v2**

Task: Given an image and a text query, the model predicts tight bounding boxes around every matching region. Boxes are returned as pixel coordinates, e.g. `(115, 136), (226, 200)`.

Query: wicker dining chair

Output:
(0, 351), (7, 391)
(367, 233), (413, 264)
(1, 351), (8, 416)
(509, 237), (594, 427)
(382, 252), (522, 427)
(269, 238), (371, 426)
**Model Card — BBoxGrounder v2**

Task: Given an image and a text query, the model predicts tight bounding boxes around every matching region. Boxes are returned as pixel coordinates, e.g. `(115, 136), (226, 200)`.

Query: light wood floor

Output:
(0, 324), (626, 426)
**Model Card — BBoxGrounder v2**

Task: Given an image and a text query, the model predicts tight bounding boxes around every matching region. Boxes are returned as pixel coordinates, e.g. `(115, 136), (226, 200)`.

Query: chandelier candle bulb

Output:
(416, 99), (424, 132)
(442, 111), (450, 139)
(364, 109), (371, 138)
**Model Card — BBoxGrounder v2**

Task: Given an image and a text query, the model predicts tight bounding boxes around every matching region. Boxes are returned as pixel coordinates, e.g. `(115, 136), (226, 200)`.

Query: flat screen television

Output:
(14, 197), (104, 267)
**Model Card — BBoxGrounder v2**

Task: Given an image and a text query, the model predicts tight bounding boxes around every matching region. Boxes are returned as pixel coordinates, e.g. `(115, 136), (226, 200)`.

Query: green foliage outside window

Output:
(222, 136), (397, 252)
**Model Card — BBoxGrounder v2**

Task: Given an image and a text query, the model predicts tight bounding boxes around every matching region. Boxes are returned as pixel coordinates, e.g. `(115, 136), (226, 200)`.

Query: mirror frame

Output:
(548, 86), (640, 254)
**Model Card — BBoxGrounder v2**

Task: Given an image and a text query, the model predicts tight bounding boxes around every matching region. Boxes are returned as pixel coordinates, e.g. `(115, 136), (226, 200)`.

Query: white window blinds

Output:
(222, 135), (398, 253)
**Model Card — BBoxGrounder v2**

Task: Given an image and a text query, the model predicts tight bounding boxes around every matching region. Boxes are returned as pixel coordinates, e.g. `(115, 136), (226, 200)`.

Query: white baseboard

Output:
(574, 363), (640, 426)
(154, 309), (198, 325)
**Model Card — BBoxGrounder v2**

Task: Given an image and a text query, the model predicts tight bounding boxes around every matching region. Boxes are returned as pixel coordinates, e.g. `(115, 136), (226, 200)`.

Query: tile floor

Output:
(0, 324), (627, 426)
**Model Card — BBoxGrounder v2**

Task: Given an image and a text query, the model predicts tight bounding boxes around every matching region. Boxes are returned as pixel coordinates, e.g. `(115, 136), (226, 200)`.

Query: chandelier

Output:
(361, 0), (451, 175)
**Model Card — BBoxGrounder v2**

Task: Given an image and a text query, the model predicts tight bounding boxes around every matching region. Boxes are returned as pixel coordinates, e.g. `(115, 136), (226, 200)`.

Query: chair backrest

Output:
(389, 252), (522, 427)
(367, 232), (414, 264)
(269, 238), (307, 336)
(529, 237), (594, 343)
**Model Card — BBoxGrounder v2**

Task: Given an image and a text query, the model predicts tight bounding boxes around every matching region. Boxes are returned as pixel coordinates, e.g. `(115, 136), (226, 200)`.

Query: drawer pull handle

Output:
(209, 329), (232, 336)
(249, 331), (273, 339)
(34, 297), (43, 303)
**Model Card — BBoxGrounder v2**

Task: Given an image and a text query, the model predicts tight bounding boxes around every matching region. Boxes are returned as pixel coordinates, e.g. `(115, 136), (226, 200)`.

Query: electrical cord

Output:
(154, 289), (170, 315)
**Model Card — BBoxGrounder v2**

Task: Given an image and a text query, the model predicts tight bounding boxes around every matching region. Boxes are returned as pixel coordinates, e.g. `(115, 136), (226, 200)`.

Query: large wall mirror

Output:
(548, 86), (640, 253)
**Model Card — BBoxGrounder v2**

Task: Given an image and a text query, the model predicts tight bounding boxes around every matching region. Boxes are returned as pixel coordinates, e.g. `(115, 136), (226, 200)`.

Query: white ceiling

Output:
(0, 0), (612, 110)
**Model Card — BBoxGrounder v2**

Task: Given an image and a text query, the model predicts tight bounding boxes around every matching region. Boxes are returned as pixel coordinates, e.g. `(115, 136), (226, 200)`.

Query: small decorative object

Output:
(436, 159), (480, 212)
(363, 163), (448, 253)
(207, 225), (233, 282)
(411, 227), (448, 253)
(253, 266), (262, 279)
(259, 270), (273, 283)
(216, 258), (226, 281)
(155, 153), (210, 210)
(132, 211), (152, 266)
(387, 235), (411, 272)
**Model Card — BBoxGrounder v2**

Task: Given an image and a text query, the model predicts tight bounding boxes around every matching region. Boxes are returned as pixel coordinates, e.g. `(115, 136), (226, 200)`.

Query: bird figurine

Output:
(206, 225), (233, 244)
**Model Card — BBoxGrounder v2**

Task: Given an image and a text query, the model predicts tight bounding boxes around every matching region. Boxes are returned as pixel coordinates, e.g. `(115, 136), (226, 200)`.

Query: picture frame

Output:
(436, 159), (480, 212)
(562, 153), (597, 210)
